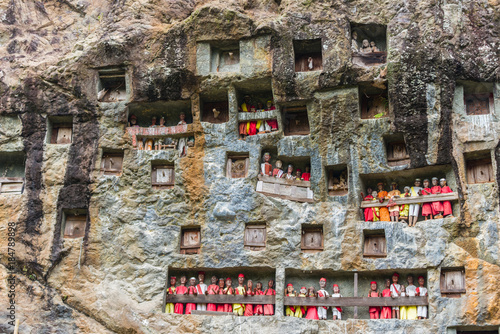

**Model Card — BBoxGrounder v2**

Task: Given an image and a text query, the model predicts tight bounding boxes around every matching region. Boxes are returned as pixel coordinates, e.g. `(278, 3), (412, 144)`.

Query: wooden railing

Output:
(165, 294), (275, 305)
(126, 124), (193, 147)
(238, 110), (280, 122)
(360, 192), (459, 208)
(284, 296), (428, 307)
(256, 175), (314, 203)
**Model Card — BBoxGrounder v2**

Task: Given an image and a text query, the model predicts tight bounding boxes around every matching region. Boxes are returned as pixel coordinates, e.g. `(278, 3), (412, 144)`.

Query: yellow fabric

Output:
(400, 306), (407, 319)
(373, 207), (380, 221)
(286, 306), (295, 316)
(241, 103), (248, 112)
(410, 187), (422, 205)
(256, 120), (262, 129)
(246, 122), (251, 133)
(233, 286), (246, 315)
(165, 303), (174, 313)
(406, 306), (418, 320)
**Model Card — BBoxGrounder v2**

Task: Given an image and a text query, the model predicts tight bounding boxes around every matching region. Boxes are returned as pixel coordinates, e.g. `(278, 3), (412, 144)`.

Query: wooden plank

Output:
(257, 175), (311, 187)
(353, 273), (358, 319)
(284, 296), (428, 307)
(165, 294), (275, 305)
(190, 310), (233, 316)
(360, 192), (458, 208)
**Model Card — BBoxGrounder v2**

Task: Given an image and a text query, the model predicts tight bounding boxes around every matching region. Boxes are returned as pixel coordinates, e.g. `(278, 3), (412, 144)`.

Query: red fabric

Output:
(317, 290), (328, 309)
(305, 296), (319, 320)
(380, 289), (391, 319)
(174, 285), (187, 314)
(239, 122), (247, 135)
(224, 287), (234, 313)
(363, 195), (374, 221)
(216, 287), (225, 312)
(441, 186), (453, 216)
(244, 288), (254, 316)
(302, 173), (311, 181)
(368, 291), (380, 315)
(263, 288), (275, 315)
(267, 119), (278, 130)
(253, 290), (264, 315)
(421, 188), (433, 216)
(336, 306), (342, 313)
(185, 286), (197, 314)
(207, 284), (218, 312)
(248, 121), (257, 136)
(431, 186), (444, 213)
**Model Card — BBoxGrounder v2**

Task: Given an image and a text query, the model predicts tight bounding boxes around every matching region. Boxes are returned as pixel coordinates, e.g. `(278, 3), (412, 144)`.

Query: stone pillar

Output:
(275, 266), (285, 318)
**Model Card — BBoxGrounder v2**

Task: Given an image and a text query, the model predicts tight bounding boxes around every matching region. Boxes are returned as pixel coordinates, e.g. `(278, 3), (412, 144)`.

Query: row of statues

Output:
(239, 97), (279, 139)
(260, 153), (311, 181)
(128, 112), (189, 128)
(351, 32), (381, 53)
(165, 272), (276, 316)
(362, 178), (454, 226)
(368, 274), (428, 320)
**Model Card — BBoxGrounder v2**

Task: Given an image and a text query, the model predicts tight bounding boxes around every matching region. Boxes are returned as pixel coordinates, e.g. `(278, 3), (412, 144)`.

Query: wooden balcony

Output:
(360, 192), (459, 208)
(238, 109), (280, 122)
(126, 124), (194, 148)
(165, 294), (275, 305)
(256, 175), (314, 203)
(284, 296), (428, 307)
(352, 51), (387, 66)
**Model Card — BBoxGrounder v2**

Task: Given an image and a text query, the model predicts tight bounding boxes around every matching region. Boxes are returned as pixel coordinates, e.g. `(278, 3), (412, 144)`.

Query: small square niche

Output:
(282, 105), (310, 136)
(226, 154), (249, 178)
(101, 151), (124, 176)
(463, 82), (494, 115)
(48, 116), (73, 144)
(152, 163), (175, 189)
(385, 134), (410, 167)
(210, 41), (240, 73)
(244, 224), (266, 251)
(359, 83), (388, 119)
(301, 225), (323, 252)
(63, 211), (87, 239)
(363, 230), (386, 258)
(201, 90), (229, 123)
(466, 156), (494, 184)
(294, 39), (323, 72)
(351, 23), (387, 66)
(180, 227), (201, 254)
(97, 68), (128, 102)
(0, 152), (25, 194)
(327, 165), (348, 196)
(440, 268), (466, 297)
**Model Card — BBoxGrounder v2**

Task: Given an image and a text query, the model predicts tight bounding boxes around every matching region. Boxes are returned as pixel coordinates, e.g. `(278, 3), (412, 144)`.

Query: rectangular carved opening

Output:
(98, 68), (128, 102)
(294, 39), (322, 72)
(463, 82), (494, 115)
(359, 83), (388, 119)
(301, 225), (323, 252)
(128, 100), (192, 127)
(244, 224), (266, 251)
(384, 134), (410, 166)
(282, 105), (310, 136)
(0, 151), (25, 194)
(101, 151), (124, 176)
(201, 90), (229, 123)
(363, 230), (386, 258)
(152, 162), (175, 189)
(48, 116), (73, 144)
(226, 154), (249, 178)
(210, 41), (240, 73)
(351, 23), (387, 66)
(180, 227), (201, 254)
(63, 211), (87, 239)
(465, 151), (494, 184)
(327, 164), (348, 196)
(440, 267), (466, 297)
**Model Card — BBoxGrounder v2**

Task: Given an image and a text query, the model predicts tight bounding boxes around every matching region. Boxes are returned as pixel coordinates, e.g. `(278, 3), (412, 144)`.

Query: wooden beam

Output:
(165, 294), (275, 305)
(283, 296), (428, 307)
(360, 192), (458, 208)
(353, 273), (358, 319)
(257, 175), (311, 187)
(190, 310), (233, 316)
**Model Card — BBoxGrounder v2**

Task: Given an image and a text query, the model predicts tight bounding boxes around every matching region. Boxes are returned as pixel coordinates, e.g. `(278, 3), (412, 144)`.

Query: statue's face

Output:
(226, 279), (232, 287)
(333, 286), (339, 293)
(423, 180), (429, 187)
(180, 113), (185, 120)
(211, 276), (217, 284)
(189, 278), (196, 286)
(267, 101), (272, 108)
(319, 280), (326, 289)
(432, 178), (438, 186)
(264, 154), (270, 162)
(288, 166), (293, 173)
(180, 276), (186, 284)
(247, 280), (252, 288)
(370, 41), (375, 47)
(392, 184), (397, 190)
(418, 277), (425, 286)
(415, 181), (421, 187)
(131, 118), (137, 125)
(440, 180), (445, 187)
(256, 282), (262, 290)
(238, 277), (244, 285)
(378, 184), (383, 191)
(198, 274), (204, 282)
(407, 276), (414, 284)
(372, 191), (378, 197)
(152, 117), (156, 124)
(385, 279), (391, 287)
(300, 288), (307, 294)
(276, 161), (282, 168)
(306, 167), (310, 173)
(367, 188), (372, 194)
(392, 275), (399, 283)
(287, 285), (293, 293)
(297, 171), (302, 177)
(371, 283), (377, 291)
(363, 39), (369, 47)
(170, 278), (176, 285)
(219, 280), (225, 288)
(268, 280), (274, 288)
(160, 118), (165, 125)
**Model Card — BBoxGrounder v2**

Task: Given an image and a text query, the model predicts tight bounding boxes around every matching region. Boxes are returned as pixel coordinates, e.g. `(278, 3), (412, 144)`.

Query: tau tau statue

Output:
(150, 116), (157, 127)
(178, 112), (187, 125)
(159, 116), (165, 127)
(261, 152), (273, 176)
(440, 178), (454, 218)
(212, 108), (220, 119)
(351, 31), (359, 53)
(308, 57), (314, 70)
(284, 164), (294, 180)
(128, 114), (139, 127)
(360, 39), (372, 53)
(273, 160), (284, 178)
(370, 41), (379, 52)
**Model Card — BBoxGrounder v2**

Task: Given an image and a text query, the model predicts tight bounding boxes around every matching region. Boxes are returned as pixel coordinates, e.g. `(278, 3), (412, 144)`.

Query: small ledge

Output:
(256, 175), (313, 203)
(360, 192), (459, 208)
(238, 109), (280, 122)
(127, 125), (194, 148)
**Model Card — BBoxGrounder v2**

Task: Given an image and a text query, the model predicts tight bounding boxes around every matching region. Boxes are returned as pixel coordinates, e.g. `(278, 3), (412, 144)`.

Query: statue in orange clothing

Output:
(440, 178), (454, 218)
(377, 183), (390, 221)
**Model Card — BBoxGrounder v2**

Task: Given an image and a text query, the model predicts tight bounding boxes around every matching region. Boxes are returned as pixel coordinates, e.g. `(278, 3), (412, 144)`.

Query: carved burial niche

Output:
(180, 227), (201, 254)
(200, 90), (229, 123)
(97, 68), (128, 102)
(294, 39), (323, 72)
(351, 23), (387, 66)
(463, 82), (494, 115)
(440, 268), (466, 297)
(384, 134), (410, 167)
(244, 224), (266, 251)
(282, 105), (310, 136)
(359, 83), (388, 119)
(226, 154), (249, 178)
(128, 100), (192, 127)
(152, 162), (175, 189)
(210, 40), (240, 73)
(466, 151), (494, 184)
(101, 151), (124, 176)
(48, 116), (73, 144)
(327, 164), (348, 196)
(301, 225), (323, 252)
(63, 211), (87, 239)
(363, 230), (386, 258)
(0, 151), (25, 194)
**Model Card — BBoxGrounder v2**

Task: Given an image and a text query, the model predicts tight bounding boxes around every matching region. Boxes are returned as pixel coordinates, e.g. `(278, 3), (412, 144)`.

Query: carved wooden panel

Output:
(0, 178), (24, 194)
(440, 269), (466, 294)
(226, 156), (249, 178)
(152, 165), (174, 187)
(467, 158), (494, 184)
(387, 142), (410, 166)
(101, 153), (124, 176)
(202, 101), (229, 123)
(244, 225), (266, 248)
(301, 227), (323, 250)
(180, 228), (201, 254)
(64, 215), (87, 239)
(284, 107), (310, 135)
(363, 235), (387, 257)
(51, 124), (73, 144)
(295, 53), (323, 72)
(465, 93), (492, 115)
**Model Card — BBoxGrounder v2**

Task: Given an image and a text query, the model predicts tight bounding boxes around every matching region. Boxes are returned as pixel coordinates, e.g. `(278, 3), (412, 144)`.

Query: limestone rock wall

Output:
(0, 0), (499, 333)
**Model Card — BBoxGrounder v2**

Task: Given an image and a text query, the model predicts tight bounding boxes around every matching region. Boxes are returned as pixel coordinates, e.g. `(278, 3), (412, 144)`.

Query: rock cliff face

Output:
(0, 0), (499, 333)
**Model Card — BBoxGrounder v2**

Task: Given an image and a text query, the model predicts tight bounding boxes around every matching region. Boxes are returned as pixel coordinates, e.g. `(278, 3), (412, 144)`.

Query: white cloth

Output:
(406, 285), (417, 297)
(317, 289), (329, 319)
(196, 283), (208, 310)
(331, 293), (342, 319)
(178, 138), (187, 157)
(285, 173), (294, 180)
(417, 287), (428, 317)
(390, 284), (401, 310)
(409, 203), (420, 216)
(259, 121), (271, 133)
